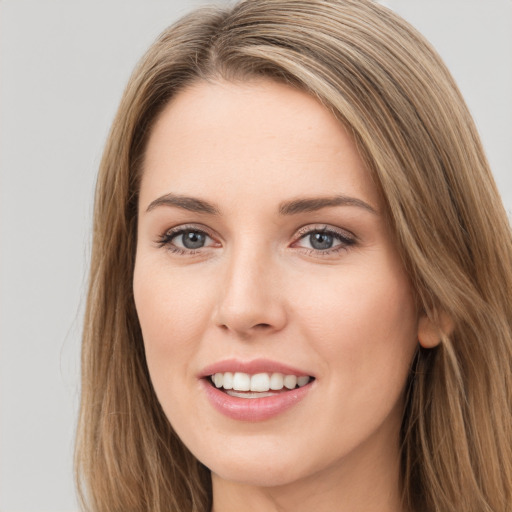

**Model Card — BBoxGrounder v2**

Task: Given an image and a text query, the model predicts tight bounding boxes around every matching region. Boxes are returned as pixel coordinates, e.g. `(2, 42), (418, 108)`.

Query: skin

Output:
(134, 79), (434, 512)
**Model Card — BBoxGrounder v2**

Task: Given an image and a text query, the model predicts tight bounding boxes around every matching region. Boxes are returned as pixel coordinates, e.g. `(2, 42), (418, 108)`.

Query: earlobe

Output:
(418, 311), (454, 348)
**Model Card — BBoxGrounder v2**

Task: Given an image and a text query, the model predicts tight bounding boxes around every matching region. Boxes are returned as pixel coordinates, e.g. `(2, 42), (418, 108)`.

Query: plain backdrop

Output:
(0, 1), (510, 511)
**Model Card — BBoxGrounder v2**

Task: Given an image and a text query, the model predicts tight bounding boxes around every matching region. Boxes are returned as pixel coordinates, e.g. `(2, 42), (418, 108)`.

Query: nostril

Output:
(217, 322), (273, 334)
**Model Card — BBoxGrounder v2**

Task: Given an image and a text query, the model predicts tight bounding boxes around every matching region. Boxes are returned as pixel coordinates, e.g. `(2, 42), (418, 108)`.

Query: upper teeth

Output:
(211, 372), (311, 392)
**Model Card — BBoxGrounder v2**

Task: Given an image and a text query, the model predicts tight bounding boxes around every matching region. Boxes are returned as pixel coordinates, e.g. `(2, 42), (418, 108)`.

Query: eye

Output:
(308, 231), (337, 250)
(293, 226), (356, 254)
(175, 230), (209, 249)
(157, 225), (218, 253)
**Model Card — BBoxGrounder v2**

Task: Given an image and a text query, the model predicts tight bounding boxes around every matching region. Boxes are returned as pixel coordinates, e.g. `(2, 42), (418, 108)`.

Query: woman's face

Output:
(134, 79), (420, 489)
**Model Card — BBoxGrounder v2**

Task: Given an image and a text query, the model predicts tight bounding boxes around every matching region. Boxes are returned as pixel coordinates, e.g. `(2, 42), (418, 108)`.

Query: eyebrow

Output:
(278, 195), (378, 216)
(146, 193), (220, 214)
(145, 193), (377, 216)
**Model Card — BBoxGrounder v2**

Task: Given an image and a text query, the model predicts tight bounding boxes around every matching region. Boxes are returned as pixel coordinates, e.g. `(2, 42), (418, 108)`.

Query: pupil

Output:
(310, 232), (333, 250)
(182, 231), (206, 249)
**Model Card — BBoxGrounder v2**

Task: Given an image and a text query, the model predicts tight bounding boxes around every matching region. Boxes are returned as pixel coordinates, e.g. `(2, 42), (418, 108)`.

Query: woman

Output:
(75, 1), (512, 511)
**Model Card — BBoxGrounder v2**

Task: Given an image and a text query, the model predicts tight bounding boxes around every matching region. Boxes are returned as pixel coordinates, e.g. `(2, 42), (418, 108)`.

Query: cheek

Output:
(291, 259), (418, 395)
(134, 259), (212, 342)
(295, 261), (416, 335)
(132, 260), (213, 403)
(283, 264), (418, 460)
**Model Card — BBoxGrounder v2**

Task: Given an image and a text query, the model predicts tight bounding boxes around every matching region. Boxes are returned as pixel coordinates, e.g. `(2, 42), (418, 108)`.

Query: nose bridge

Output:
(214, 237), (286, 336)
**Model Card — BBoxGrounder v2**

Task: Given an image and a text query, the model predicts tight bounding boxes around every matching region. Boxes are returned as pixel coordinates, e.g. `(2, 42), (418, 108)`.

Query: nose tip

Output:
(212, 255), (287, 338)
(215, 291), (287, 338)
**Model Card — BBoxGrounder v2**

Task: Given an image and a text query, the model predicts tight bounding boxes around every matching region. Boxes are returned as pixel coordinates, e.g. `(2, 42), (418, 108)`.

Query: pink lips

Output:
(199, 358), (314, 422)
(199, 358), (313, 378)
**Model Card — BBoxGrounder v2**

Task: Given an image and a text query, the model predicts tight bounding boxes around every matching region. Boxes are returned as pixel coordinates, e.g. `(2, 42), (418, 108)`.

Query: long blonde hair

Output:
(75, 1), (512, 510)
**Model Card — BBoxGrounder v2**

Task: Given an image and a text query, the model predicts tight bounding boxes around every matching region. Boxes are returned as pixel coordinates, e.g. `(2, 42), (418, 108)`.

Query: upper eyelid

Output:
(156, 223), (356, 247)
(294, 224), (356, 240)
(155, 224), (219, 249)
(163, 223), (217, 237)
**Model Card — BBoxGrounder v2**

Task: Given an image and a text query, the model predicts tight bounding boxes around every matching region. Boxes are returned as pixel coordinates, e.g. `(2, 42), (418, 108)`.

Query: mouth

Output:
(207, 372), (314, 399)
(199, 359), (315, 420)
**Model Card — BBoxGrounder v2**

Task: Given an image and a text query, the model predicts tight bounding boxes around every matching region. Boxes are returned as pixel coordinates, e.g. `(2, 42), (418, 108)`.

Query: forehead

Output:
(140, 79), (379, 212)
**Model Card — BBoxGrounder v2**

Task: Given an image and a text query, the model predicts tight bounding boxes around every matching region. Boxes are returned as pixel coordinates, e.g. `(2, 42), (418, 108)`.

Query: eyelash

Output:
(156, 224), (217, 255)
(155, 224), (356, 256)
(293, 225), (356, 255)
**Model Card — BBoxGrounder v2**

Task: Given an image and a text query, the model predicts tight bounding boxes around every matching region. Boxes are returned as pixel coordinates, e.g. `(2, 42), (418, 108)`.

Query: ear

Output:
(418, 310), (454, 348)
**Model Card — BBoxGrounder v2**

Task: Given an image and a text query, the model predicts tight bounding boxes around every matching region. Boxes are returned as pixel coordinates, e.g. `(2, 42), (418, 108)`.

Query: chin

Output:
(191, 432), (332, 490)
(180, 433), (301, 486)
(209, 458), (306, 488)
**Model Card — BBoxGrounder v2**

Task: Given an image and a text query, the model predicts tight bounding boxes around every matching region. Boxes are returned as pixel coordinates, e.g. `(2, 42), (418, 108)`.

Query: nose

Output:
(212, 244), (287, 338)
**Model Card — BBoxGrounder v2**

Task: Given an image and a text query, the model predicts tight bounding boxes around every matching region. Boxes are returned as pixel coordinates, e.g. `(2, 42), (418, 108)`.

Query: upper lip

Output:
(198, 358), (314, 378)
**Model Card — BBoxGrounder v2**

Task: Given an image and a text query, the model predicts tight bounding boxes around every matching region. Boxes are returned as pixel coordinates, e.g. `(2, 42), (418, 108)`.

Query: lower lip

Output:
(201, 379), (313, 421)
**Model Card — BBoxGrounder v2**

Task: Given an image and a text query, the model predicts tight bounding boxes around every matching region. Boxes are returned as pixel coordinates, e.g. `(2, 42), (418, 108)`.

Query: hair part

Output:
(76, 1), (512, 511)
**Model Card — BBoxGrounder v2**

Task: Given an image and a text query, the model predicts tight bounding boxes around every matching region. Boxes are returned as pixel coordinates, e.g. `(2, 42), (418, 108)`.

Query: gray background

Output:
(0, 1), (510, 511)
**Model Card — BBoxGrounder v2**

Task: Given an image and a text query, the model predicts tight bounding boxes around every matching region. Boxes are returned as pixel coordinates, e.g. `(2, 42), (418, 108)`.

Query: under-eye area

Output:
(209, 372), (315, 398)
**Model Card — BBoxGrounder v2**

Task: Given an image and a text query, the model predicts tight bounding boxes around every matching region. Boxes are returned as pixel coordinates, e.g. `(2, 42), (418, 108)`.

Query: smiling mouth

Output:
(208, 372), (314, 398)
